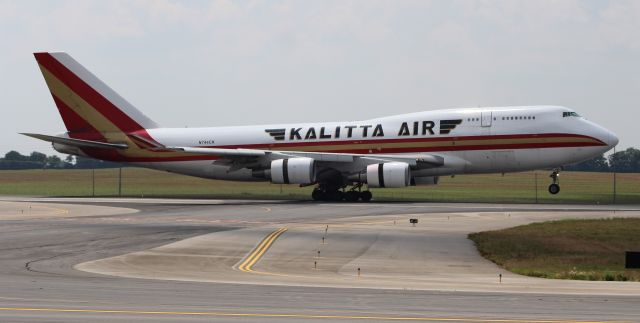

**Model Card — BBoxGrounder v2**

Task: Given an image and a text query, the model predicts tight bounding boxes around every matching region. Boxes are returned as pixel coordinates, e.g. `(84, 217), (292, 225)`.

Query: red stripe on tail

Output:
(34, 53), (151, 138)
(51, 94), (102, 138)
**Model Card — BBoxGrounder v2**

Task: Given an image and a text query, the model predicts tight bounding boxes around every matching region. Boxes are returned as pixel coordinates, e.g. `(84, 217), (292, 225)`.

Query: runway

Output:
(0, 197), (639, 322)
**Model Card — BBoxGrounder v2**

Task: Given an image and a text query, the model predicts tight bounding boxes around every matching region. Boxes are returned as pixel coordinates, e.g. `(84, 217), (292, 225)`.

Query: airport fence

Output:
(0, 168), (638, 204)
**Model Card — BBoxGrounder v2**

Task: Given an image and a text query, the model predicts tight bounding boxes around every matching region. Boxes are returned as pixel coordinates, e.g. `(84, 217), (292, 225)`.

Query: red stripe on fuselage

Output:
(203, 133), (606, 150)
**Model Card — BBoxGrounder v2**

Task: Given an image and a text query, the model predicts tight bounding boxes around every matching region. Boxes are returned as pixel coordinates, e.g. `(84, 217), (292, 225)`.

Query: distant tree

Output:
(1, 151), (46, 169)
(566, 154), (610, 172)
(45, 155), (67, 169)
(1, 151), (78, 169)
(29, 151), (47, 165)
(609, 148), (640, 173)
(4, 151), (27, 161)
(1, 151), (121, 170)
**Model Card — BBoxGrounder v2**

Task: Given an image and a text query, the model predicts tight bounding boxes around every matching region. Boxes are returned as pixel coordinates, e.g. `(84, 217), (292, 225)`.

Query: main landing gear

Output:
(548, 170), (560, 195)
(312, 183), (372, 202)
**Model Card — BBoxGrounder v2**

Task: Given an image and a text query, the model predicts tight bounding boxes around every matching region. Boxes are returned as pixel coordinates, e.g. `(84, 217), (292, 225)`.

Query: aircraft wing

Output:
(166, 146), (444, 169)
(21, 133), (445, 169)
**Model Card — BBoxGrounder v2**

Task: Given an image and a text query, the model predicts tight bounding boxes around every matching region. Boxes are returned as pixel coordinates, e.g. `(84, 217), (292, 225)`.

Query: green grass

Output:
(0, 168), (638, 204)
(469, 218), (640, 281)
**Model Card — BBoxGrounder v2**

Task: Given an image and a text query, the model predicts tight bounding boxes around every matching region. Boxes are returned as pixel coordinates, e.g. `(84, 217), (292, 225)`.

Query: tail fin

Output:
(33, 52), (159, 136)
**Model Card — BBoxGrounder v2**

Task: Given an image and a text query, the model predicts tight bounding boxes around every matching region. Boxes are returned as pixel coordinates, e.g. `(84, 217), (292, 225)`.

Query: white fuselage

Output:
(128, 106), (617, 181)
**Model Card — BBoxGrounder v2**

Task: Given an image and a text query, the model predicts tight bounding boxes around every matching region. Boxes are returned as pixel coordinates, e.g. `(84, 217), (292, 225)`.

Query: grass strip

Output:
(0, 168), (638, 204)
(469, 218), (640, 281)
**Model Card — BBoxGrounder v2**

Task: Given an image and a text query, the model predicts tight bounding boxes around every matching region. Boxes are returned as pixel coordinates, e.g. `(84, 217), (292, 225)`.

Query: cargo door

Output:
(481, 111), (492, 127)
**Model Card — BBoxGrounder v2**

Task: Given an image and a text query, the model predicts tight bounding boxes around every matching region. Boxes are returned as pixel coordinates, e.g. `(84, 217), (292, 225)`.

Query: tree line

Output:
(565, 147), (640, 173)
(1, 148), (639, 172)
(0, 151), (121, 170)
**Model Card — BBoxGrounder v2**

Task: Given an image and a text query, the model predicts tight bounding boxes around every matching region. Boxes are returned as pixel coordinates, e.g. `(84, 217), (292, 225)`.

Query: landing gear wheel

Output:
(360, 191), (373, 202)
(311, 188), (324, 201)
(312, 188), (345, 201)
(345, 191), (359, 202)
(328, 191), (345, 202)
(548, 184), (560, 195)
(548, 169), (560, 195)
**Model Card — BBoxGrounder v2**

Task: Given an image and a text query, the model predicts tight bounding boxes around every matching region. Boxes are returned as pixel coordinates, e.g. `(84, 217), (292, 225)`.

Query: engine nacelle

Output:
(270, 158), (316, 184)
(52, 143), (86, 156)
(366, 162), (410, 188)
(411, 176), (439, 186)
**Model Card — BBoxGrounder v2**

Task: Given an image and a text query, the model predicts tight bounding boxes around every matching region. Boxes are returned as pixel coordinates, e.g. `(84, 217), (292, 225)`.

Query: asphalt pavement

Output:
(1, 197), (639, 322)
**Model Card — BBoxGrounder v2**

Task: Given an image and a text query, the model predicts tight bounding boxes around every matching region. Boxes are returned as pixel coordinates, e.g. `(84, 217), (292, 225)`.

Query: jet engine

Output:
(270, 157), (316, 184)
(366, 162), (410, 188)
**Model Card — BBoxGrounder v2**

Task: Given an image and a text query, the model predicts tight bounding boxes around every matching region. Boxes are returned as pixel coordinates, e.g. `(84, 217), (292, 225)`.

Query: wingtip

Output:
(20, 133), (51, 141)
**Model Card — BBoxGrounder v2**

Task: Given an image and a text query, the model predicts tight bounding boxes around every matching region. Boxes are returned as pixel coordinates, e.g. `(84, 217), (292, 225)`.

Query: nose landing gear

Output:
(548, 170), (560, 195)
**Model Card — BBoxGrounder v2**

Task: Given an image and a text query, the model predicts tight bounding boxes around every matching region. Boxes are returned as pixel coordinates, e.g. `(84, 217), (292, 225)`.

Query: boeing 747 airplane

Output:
(24, 52), (618, 201)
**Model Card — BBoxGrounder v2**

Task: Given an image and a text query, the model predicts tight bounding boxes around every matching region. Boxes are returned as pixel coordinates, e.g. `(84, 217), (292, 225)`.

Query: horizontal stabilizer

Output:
(21, 133), (128, 150)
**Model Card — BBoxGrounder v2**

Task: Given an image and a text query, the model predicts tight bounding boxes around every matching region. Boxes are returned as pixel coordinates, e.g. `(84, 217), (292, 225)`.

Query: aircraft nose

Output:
(607, 130), (619, 148)
(589, 121), (618, 149)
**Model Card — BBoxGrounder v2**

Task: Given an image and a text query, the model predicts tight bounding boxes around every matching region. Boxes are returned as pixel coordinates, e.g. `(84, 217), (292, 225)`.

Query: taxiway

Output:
(0, 197), (639, 322)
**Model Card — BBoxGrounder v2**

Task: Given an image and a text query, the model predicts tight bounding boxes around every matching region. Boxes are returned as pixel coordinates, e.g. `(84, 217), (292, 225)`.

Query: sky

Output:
(1, 0), (638, 156)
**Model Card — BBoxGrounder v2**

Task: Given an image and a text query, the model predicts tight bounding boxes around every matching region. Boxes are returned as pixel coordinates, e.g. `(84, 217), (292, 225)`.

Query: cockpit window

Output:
(563, 111), (581, 118)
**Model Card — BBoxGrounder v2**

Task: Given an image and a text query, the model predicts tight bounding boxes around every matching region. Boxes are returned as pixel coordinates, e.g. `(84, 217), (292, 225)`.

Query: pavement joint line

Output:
(237, 227), (287, 273)
(0, 307), (629, 322)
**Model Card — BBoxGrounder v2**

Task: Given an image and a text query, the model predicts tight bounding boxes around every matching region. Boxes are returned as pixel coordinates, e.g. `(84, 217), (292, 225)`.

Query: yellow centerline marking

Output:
(0, 307), (627, 322)
(237, 227), (287, 273)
